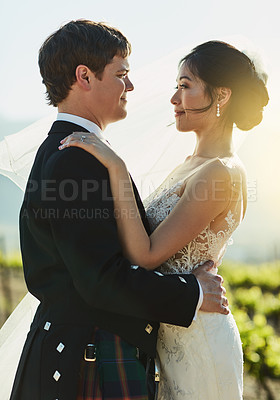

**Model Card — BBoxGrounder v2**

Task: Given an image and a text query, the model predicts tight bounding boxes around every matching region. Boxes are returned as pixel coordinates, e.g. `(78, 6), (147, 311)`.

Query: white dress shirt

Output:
(56, 112), (203, 318)
(56, 112), (104, 139)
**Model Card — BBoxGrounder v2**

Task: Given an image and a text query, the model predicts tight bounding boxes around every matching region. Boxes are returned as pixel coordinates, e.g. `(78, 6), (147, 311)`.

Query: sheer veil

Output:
(0, 47), (248, 398)
(0, 47), (246, 196)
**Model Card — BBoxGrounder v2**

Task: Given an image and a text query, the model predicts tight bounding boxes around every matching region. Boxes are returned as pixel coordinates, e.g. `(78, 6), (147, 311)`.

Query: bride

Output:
(59, 41), (269, 399)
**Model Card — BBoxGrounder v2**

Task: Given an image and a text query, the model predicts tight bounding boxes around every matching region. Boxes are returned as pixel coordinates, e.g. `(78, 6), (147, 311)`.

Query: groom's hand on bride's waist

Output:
(192, 260), (229, 315)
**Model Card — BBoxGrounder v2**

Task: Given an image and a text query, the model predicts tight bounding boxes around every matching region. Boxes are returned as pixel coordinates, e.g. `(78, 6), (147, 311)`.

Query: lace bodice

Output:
(145, 156), (244, 274)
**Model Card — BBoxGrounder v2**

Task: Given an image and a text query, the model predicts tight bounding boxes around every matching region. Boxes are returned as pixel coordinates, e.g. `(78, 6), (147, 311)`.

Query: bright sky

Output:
(0, 0), (279, 260)
(0, 0), (279, 120)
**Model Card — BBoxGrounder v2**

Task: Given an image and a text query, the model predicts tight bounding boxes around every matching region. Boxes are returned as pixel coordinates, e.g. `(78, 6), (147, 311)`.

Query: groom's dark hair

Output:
(38, 20), (131, 107)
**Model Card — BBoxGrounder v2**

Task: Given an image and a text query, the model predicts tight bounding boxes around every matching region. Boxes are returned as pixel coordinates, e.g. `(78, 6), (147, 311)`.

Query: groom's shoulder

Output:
(45, 145), (108, 180)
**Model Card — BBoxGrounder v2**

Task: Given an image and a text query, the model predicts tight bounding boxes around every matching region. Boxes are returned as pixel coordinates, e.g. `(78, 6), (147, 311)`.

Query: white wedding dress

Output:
(145, 155), (244, 400)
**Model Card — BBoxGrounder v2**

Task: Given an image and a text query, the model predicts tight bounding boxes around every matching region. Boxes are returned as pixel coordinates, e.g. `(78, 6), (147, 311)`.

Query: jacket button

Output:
(145, 324), (153, 334)
(53, 371), (61, 381)
(44, 322), (51, 331)
(56, 343), (65, 353)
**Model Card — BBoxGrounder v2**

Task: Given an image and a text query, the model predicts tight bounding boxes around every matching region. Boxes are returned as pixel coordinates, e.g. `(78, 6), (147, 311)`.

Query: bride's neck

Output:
(192, 126), (234, 159)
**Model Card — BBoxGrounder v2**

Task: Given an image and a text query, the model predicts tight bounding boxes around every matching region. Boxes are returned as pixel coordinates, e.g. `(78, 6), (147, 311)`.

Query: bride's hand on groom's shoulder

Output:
(58, 132), (124, 170)
(192, 260), (229, 315)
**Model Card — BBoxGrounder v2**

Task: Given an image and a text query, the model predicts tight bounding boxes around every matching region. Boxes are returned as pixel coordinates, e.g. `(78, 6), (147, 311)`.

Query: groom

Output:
(11, 20), (228, 400)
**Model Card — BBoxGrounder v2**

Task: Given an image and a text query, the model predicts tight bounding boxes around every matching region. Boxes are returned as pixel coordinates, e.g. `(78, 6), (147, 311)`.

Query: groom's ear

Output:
(75, 65), (91, 90)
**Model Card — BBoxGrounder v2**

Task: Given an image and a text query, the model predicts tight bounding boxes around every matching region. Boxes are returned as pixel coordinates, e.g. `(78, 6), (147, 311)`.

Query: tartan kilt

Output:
(77, 329), (148, 400)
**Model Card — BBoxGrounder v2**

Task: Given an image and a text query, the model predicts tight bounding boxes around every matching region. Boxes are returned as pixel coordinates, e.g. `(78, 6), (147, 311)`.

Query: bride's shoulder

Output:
(188, 154), (246, 189)
(217, 154), (247, 182)
(183, 160), (233, 199)
(217, 153), (245, 168)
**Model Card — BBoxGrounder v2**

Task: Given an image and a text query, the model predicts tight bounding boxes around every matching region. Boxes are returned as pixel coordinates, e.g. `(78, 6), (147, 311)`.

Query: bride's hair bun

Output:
(231, 68), (269, 131)
(180, 41), (269, 131)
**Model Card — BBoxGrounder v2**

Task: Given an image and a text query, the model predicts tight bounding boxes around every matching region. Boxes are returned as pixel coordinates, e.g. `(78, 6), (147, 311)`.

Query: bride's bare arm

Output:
(108, 160), (232, 269)
(59, 133), (232, 270)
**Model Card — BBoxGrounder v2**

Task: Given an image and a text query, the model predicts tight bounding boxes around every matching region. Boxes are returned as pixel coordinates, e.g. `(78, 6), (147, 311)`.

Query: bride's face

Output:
(170, 62), (215, 132)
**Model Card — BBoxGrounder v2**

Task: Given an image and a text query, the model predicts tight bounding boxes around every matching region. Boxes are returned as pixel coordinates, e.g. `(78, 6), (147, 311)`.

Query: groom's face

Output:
(90, 56), (134, 129)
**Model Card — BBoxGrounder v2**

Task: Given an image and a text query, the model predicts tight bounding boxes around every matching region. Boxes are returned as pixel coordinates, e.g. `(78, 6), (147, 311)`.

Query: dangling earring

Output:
(216, 103), (220, 117)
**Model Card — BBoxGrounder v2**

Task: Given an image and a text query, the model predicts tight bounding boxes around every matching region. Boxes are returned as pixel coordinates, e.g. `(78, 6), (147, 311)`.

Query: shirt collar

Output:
(56, 113), (105, 140)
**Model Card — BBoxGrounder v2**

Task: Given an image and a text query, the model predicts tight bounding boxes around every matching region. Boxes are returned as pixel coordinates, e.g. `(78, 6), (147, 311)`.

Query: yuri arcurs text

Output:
(20, 207), (146, 220)
(21, 207), (111, 220)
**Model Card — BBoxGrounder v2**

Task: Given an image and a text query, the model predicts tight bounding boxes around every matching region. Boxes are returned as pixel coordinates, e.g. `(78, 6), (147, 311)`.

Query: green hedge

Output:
(222, 261), (280, 381)
(0, 251), (22, 268)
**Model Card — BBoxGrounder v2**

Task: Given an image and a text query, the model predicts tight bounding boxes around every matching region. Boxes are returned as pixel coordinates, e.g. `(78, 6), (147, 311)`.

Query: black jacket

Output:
(10, 121), (199, 400)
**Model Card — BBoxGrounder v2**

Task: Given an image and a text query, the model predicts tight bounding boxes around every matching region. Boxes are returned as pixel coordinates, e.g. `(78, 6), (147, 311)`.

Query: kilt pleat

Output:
(77, 329), (148, 400)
